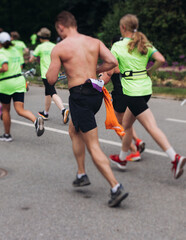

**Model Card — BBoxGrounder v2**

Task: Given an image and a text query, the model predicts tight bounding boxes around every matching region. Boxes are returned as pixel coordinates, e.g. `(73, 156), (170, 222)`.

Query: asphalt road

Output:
(0, 86), (186, 240)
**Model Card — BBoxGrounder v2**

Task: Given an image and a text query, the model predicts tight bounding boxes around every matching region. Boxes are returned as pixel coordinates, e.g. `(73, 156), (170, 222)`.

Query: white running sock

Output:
(166, 147), (176, 161)
(112, 183), (120, 193)
(44, 111), (48, 115)
(77, 173), (86, 179)
(119, 150), (128, 161)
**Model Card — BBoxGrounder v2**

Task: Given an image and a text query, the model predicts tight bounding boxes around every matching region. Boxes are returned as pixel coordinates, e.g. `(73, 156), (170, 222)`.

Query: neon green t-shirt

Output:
(30, 34), (37, 45)
(33, 41), (55, 79)
(111, 38), (157, 96)
(0, 46), (26, 95)
(12, 40), (27, 65)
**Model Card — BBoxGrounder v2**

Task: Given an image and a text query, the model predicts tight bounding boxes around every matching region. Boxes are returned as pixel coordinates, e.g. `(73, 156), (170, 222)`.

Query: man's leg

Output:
(81, 127), (118, 188)
(69, 120), (86, 174)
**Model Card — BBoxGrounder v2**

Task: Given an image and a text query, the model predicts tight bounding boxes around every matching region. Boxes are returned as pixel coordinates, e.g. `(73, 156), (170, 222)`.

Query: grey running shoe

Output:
(38, 111), (49, 120)
(0, 133), (13, 142)
(72, 174), (91, 187)
(62, 109), (69, 124)
(108, 184), (129, 207)
(35, 117), (45, 137)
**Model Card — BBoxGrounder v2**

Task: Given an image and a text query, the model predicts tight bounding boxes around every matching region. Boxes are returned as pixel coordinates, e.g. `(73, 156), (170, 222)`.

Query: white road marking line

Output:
(166, 118), (186, 124)
(11, 119), (167, 157)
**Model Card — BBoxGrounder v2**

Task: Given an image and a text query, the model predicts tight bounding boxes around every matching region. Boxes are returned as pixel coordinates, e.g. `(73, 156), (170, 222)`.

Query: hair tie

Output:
(133, 29), (137, 33)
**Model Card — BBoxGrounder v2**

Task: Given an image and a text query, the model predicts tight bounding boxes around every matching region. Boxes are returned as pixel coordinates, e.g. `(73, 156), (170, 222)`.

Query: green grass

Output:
(152, 86), (186, 98)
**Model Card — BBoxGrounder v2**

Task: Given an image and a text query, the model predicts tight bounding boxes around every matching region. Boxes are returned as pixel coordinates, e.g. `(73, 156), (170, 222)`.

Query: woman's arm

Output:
(147, 51), (165, 77)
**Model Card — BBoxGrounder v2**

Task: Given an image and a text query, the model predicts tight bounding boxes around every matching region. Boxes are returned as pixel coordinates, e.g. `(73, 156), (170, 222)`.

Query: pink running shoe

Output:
(109, 155), (127, 169)
(126, 151), (141, 162)
(171, 154), (186, 179)
(135, 139), (145, 153)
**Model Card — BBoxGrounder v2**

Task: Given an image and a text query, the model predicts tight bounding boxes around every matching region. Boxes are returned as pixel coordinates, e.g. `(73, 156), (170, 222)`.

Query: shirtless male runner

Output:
(46, 11), (128, 207)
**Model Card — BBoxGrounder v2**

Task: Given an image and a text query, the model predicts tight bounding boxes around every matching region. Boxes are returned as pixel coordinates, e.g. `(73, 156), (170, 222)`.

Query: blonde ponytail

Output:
(128, 31), (152, 55)
(120, 14), (152, 55)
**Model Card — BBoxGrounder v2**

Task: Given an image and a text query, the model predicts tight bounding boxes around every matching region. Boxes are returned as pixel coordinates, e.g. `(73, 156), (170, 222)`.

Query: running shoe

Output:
(35, 117), (45, 137)
(108, 184), (129, 207)
(126, 151), (141, 162)
(38, 111), (49, 120)
(0, 133), (13, 142)
(62, 108), (69, 124)
(109, 155), (127, 169)
(72, 174), (91, 187)
(135, 138), (145, 153)
(171, 154), (186, 179)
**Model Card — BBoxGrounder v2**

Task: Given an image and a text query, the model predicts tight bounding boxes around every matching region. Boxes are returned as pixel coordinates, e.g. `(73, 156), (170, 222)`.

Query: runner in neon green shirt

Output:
(29, 27), (69, 124)
(111, 38), (157, 96)
(10, 31), (29, 67)
(0, 32), (44, 141)
(107, 14), (186, 179)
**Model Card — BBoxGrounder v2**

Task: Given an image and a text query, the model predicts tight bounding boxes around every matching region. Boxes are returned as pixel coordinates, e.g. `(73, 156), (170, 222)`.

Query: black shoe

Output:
(38, 111), (49, 120)
(0, 133), (13, 142)
(35, 117), (45, 137)
(72, 174), (91, 187)
(62, 109), (69, 124)
(108, 184), (129, 207)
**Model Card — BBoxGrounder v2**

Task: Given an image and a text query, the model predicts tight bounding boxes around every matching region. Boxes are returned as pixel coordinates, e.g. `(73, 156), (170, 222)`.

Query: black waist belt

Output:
(70, 82), (102, 95)
(0, 73), (22, 81)
(121, 70), (147, 79)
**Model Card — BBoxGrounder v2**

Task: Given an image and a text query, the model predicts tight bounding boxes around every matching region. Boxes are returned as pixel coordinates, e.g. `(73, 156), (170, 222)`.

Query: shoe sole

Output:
(110, 158), (127, 170)
(109, 192), (129, 207)
(63, 110), (69, 124)
(126, 157), (141, 162)
(38, 113), (48, 120)
(37, 118), (45, 137)
(0, 138), (12, 142)
(175, 157), (186, 179)
(73, 182), (91, 187)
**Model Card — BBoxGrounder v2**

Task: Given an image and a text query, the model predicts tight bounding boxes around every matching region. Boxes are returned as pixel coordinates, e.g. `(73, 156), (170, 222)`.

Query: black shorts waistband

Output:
(69, 82), (102, 95)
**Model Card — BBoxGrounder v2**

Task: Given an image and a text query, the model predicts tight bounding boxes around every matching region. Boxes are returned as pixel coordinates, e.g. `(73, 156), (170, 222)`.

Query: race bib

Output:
(86, 78), (104, 92)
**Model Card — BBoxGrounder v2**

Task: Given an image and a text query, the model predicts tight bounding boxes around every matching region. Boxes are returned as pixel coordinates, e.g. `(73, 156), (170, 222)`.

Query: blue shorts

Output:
(69, 83), (103, 132)
(0, 92), (24, 104)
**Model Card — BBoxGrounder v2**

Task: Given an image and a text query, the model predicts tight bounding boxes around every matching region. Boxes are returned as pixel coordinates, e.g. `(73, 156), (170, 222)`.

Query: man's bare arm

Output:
(96, 41), (118, 75)
(46, 47), (62, 85)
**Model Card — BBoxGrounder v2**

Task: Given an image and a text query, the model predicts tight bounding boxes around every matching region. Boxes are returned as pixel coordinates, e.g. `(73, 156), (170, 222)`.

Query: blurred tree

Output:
(98, 0), (186, 63)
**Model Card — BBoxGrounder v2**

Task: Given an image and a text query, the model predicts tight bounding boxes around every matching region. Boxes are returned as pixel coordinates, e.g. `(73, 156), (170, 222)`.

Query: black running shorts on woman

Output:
(123, 94), (151, 117)
(69, 83), (103, 132)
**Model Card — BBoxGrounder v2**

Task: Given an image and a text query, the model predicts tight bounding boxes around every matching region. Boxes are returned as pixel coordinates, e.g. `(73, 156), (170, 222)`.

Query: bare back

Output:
(47, 30), (117, 89)
(57, 34), (99, 88)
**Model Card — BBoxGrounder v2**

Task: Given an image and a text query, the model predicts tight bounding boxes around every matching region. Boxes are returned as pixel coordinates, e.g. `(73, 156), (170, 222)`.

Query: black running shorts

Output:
(111, 93), (127, 113)
(0, 92), (24, 104)
(123, 94), (151, 117)
(69, 83), (103, 132)
(42, 78), (57, 96)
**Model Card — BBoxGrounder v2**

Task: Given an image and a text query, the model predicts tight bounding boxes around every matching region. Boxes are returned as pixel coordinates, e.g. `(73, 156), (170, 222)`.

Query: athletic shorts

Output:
(112, 93), (127, 113)
(69, 83), (103, 132)
(123, 94), (151, 117)
(42, 78), (57, 96)
(0, 92), (24, 104)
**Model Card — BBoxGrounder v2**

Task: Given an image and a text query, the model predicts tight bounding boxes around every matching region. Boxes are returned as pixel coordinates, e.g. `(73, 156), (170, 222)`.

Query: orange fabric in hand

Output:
(102, 86), (125, 137)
